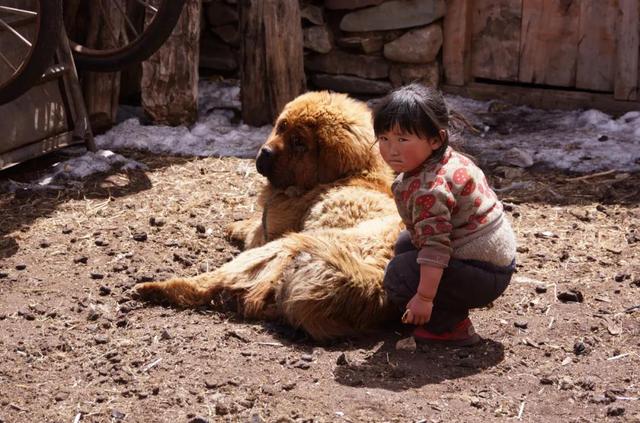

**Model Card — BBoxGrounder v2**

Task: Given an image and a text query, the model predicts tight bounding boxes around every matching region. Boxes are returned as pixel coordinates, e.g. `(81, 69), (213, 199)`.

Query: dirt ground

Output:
(0, 150), (639, 423)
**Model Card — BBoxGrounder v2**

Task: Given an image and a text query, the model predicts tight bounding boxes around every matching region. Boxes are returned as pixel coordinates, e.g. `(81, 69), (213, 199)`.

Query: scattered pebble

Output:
(94, 335), (110, 344)
(336, 353), (348, 366)
(95, 239), (109, 247)
(15, 264), (26, 271)
(573, 340), (588, 355)
(395, 337), (417, 352)
(535, 285), (548, 294)
(160, 329), (172, 340)
(149, 216), (166, 227)
(514, 321), (528, 329)
(74, 256), (88, 264)
(132, 232), (148, 242)
(557, 290), (584, 303)
(0, 272), (8, 279)
(61, 226), (73, 234)
(111, 410), (125, 421)
(607, 406), (625, 417)
(98, 286), (111, 296)
(39, 240), (50, 248)
(90, 272), (104, 280)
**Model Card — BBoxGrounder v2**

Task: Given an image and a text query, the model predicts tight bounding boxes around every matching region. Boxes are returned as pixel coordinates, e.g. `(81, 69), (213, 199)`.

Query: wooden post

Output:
(443, 0), (472, 86)
(239, 0), (306, 126)
(615, 0), (639, 101)
(80, 3), (123, 133)
(141, 0), (201, 125)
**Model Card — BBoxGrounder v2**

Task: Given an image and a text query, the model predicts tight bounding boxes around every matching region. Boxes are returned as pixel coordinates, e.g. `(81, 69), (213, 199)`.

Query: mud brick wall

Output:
(200, 0), (445, 97)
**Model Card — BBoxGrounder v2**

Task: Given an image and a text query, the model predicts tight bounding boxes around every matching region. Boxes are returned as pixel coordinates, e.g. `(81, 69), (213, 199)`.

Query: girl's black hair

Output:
(373, 83), (450, 159)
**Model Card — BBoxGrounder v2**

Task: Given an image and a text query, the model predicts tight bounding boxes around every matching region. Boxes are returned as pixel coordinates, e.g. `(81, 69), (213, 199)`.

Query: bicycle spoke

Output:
(112, 0), (139, 40)
(0, 17), (32, 47)
(0, 50), (17, 72)
(133, 0), (158, 14)
(0, 6), (37, 17)
(98, 0), (121, 48)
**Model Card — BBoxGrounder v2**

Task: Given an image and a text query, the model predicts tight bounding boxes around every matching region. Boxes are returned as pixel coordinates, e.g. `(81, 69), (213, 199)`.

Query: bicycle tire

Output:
(70, 0), (187, 72)
(0, 0), (62, 105)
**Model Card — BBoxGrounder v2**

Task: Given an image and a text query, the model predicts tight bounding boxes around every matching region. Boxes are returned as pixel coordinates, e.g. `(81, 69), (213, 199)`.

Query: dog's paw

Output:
(135, 281), (164, 301)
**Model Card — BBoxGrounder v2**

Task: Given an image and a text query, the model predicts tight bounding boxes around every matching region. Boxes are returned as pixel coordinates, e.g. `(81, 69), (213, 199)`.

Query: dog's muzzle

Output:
(256, 146), (273, 176)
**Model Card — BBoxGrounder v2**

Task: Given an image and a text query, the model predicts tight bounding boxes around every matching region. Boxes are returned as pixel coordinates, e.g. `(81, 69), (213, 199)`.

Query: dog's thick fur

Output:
(136, 91), (403, 341)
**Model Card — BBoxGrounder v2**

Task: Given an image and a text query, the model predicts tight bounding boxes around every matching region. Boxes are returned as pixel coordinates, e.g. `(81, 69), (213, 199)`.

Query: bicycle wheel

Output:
(0, 0), (61, 105)
(66, 0), (186, 72)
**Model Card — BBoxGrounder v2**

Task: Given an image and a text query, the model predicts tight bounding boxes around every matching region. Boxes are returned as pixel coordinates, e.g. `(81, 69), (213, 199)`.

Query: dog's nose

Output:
(256, 147), (273, 176)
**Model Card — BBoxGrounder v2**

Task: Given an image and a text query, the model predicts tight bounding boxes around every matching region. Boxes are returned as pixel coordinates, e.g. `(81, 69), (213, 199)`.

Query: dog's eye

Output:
(277, 120), (288, 134)
(290, 136), (306, 153)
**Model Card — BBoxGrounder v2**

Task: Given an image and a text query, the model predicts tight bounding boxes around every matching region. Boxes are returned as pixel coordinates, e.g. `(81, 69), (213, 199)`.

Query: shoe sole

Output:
(414, 333), (482, 347)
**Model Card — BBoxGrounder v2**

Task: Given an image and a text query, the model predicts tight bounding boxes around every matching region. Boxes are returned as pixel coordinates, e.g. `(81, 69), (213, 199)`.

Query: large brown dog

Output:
(136, 91), (403, 341)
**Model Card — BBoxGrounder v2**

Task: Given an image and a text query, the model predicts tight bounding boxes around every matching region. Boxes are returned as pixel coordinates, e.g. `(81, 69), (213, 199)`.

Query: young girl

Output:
(375, 83), (516, 346)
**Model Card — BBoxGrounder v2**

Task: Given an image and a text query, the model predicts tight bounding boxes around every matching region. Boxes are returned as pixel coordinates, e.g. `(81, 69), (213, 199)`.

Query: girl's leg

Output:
(383, 252), (514, 333)
(426, 259), (514, 333)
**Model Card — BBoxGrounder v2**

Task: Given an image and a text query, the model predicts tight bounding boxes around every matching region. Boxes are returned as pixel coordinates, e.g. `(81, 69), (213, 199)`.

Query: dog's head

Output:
(255, 91), (387, 190)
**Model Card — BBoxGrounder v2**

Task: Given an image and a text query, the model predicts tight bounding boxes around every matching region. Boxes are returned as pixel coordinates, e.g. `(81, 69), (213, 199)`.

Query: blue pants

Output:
(383, 231), (514, 333)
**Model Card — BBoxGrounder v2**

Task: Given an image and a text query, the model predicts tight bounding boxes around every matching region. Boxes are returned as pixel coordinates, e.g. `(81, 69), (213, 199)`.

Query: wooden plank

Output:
(519, 0), (580, 87)
(240, 0), (305, 126)
(470, 0), (522, 82)
(443, 0), (472, 86)
(442, 82), (640, 116)
(615, 0), (639, 100)
(576, 1), (617, 92)
(142, 0), (201, 125)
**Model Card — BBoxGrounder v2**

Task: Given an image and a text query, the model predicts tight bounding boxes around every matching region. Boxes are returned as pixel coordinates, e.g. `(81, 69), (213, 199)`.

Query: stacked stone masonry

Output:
(200, 0), (445, 96)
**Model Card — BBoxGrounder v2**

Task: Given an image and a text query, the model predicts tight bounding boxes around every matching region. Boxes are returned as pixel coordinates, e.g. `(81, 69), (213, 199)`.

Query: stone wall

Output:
(200, 0), (445, 96)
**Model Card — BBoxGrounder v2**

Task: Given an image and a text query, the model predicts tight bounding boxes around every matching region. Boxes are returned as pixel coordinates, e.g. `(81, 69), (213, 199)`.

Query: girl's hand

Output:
(402, 294), (433, 325)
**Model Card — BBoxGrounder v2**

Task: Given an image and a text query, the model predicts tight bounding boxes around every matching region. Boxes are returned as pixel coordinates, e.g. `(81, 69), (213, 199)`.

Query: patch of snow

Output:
(25, 80), (640, 187)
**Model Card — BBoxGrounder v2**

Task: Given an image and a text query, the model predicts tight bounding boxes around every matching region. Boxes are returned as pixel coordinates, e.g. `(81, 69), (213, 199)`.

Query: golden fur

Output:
(136, 91), (403, 341)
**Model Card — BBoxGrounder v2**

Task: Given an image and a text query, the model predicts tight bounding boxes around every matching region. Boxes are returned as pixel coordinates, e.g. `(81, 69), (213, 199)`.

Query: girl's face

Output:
(377, 127), (444, 173)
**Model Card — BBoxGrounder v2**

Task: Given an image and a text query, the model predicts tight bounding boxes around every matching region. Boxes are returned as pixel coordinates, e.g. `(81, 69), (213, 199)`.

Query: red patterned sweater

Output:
(392, 147), (511, 268)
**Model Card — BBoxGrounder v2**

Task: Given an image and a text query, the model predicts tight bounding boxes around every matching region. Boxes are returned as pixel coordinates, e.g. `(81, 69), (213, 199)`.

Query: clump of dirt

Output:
(0, 151), (638, 422)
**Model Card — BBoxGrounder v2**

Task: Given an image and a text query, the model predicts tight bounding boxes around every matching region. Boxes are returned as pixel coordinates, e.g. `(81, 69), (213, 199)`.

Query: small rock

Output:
(15, 264), (26, 270)
(573, 340), (588, 355)
(204, 379), (218, 389)
(74, 256), (88, 264)
(336, 353), (349, 366)
(294, 361), (310, 370)
(261, 385), (278, 396)
(281, 382), (296, 391)
(607, 406), (625, 417)
(95, 239), (109, 247)
(516, 246), (529, 253)
(132, 232), (148, 242)
(215, 403), (229, 416)
(111, 410), (125, 420)
(196, 224), (206, 234)
(39, 240), (50, 248)
(300, 354), (313, 362)
(61, 226), (73, 234)
(535, 285), (548, 294)
(502, 147), (533, 168)
(0, 272), (8, 279)
(98, 286), (111, 296)
(160, 329), (172, 340)
(18, 309), (35, 320)
(94, 335), (110, 344)
(539, 376), (555, 385)
(614, 273), (630, 282)
(559, 376), (574, 390)
(189, 417), (210, 423)
(514, 321), (528, 329)
(557, 290), (584, 303)
(597, 134), (609, 142)
(149, 216), (166, 227)
(395, 336), (417, 352)
(535, 231), (556, 239)
(90, 272), (104, 280)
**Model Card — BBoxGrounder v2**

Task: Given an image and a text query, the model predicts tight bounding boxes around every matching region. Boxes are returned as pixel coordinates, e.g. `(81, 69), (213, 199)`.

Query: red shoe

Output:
(413, 318), (481, 347)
